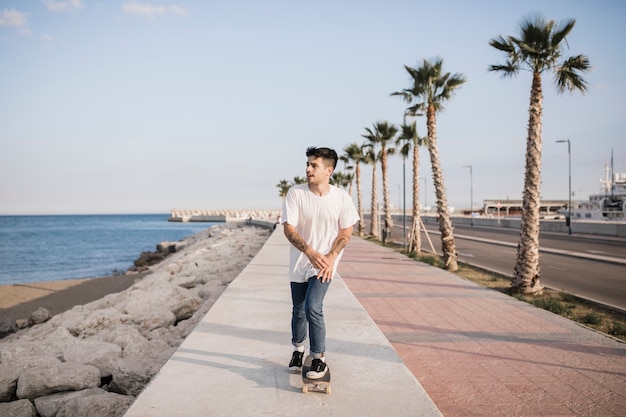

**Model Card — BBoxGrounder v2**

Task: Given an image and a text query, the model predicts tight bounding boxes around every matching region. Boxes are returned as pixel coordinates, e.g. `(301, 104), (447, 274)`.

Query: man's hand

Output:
(283, 224), (324, 267)
(317, 226), (352, 283)
(316, 253), (337, 283)
(284, 223), (353, 284)
(306, 249), (331, 273)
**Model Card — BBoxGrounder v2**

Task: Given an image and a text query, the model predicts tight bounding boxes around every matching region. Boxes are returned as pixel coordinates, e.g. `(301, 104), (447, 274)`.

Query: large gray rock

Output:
(34, 387), (105, 417)
(91, 324), (150, 353)
(170, 273), (199, 289)
(0, 356), (61, 401)
(63, 341), (122, 377)
(121, 284), (202, 323)
(126, 336), (172, 359)
(65, 308), (131, 337)
(0, 399), (36, 417)
(133, 250), (166, 270)
(0, 327), (76, 362)
(45, 305), (92, 334)
(16, 362), (100, 399)
(28, 307), (51, 325)
(0, 317), (17, 337)
(133, 309), (177, 332)
(56, 391), (134, 417)
(156, 240), (186, 255)
(110, 356), (163, 396)
(79, 291), (128, 313)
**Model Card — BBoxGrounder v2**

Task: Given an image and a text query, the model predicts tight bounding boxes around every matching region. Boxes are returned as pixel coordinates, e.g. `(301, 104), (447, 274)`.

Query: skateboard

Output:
(301, 355), (331, 394)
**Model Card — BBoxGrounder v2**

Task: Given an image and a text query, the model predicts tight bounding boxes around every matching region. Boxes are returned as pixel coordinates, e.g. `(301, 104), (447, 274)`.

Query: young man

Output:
(281, 146), (359, 379)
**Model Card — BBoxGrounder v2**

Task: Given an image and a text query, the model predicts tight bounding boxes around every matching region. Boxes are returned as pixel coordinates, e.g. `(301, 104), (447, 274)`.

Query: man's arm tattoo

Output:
(285, 226), (309, 254)
(328, 228), (352, 257)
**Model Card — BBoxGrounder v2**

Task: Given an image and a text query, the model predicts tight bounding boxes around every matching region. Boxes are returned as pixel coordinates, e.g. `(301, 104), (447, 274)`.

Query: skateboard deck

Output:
(301, 355), (331, 394)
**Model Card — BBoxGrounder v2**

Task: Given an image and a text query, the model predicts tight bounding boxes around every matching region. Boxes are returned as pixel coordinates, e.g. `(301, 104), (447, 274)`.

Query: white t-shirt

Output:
(281, 183), (359, 283)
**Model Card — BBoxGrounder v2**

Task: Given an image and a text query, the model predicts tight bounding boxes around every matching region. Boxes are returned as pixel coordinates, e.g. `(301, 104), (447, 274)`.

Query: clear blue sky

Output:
(1, 0), (624, 215)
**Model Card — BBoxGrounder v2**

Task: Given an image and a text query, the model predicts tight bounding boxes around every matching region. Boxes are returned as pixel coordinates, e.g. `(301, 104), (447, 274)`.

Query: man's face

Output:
(306, 156), (333, 185)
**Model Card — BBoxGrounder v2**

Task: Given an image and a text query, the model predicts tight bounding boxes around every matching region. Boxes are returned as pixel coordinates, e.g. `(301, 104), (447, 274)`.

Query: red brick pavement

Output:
(338, 237), (626, 417)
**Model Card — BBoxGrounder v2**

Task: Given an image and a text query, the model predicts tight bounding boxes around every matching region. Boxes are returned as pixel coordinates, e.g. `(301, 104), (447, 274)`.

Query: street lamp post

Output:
(463, 164), (474, 226)
(402, 163), (406, 248)
(556, 139), (572, 235)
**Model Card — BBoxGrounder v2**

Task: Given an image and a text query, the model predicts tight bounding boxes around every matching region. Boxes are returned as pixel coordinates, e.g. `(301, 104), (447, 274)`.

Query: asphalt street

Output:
(366, 219), (626, 311)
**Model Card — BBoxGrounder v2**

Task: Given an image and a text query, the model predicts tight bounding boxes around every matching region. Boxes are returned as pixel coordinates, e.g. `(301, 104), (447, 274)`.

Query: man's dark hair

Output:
(306, 147), (338, 169)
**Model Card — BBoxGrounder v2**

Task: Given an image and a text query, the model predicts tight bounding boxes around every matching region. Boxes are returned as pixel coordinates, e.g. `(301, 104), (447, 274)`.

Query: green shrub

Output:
(580, 312), (602, 325)
(417, 254), (443, 268)
(608, 321), (626, 337)
(533, 298), (568, 315)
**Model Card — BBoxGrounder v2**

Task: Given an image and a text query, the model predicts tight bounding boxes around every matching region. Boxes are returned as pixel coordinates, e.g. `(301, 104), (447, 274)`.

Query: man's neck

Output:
(308, 182), (331, 196)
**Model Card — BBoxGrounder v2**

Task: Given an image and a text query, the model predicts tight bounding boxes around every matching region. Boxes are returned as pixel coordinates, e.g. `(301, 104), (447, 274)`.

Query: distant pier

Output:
(168, 209), (281, 223)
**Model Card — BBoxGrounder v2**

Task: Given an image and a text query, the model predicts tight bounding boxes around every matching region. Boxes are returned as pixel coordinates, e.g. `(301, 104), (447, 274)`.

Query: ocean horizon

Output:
(0, 214), (216, 286)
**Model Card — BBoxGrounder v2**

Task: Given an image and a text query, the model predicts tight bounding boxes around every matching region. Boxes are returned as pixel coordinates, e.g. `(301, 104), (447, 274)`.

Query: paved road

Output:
(376, 220), (626, 311)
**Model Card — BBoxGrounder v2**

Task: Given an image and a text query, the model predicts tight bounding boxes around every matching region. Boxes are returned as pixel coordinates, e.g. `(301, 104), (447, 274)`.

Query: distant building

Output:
(482, 199), (568, 218)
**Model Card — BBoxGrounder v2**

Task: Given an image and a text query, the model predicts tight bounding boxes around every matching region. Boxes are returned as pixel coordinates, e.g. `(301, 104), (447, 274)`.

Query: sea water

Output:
(0, 214), (216, 286)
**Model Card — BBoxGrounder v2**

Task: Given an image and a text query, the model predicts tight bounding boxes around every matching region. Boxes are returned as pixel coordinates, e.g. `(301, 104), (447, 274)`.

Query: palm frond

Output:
(490, 12), (590, 84)
(343, 142), (365, 164)
(551, 18), (576, 48)
(489, 35), (515, 53)
(488, 63), (519, 77)
(396, 122), (416, 158)
(555, 54), (591, 93)
(389, 90), (414, 103)
(406, 103), (425, 116)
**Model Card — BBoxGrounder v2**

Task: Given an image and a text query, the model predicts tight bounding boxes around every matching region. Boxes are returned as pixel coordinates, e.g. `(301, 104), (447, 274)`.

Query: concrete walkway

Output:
(339, 237), (626, 417)
(124, 229), (442, 417)
(125, 228), (626, 416)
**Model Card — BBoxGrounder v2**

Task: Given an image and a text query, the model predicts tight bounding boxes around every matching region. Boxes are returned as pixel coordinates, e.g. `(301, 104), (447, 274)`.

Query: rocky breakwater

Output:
(0, 223), (271, 417)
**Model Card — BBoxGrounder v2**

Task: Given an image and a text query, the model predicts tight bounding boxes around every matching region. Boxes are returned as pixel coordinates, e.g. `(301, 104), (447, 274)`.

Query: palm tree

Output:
(343, 171), (355, 192)
(339, 155), (355, 196)
(276, 179), (292, 198)
(363, 147), (380, 238)
(397, 120), (427, 255)
(391, 58), (466, 271)
(331, 171), (351, 190)
(489, 14), (590, 294)
(343, 142), (366, 236)
(293, 176), (307, 185)
(363, 122), (398, 243)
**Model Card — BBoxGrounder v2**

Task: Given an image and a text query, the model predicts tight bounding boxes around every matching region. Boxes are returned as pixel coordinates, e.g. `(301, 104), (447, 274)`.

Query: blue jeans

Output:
(291, 277), (331, 357)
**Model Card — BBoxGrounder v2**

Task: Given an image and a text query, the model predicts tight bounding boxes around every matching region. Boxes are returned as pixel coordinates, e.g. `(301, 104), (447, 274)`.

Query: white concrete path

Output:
(124, 229), (441, 417)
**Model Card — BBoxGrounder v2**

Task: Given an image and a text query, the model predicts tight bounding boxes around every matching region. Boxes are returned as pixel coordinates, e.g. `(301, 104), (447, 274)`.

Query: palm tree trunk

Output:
(513, 72), (544, 294)
(356, 163), (364, 237)
(426, 106), (458, 271)
(410, 138), (422, 254)
(407, 143), (422, 255)
(370, 163), (379, 238)
(381, 145), (393, 241)
(407, 216), (419, 255)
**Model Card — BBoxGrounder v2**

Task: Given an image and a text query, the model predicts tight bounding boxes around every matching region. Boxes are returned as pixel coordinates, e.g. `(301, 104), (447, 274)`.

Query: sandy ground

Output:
(0, 273), (149, 322)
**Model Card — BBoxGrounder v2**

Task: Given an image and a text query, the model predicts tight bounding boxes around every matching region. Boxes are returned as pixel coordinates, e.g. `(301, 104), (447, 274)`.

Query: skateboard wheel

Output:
(302, 386), (308, 393)
(326, 385), (331, 394)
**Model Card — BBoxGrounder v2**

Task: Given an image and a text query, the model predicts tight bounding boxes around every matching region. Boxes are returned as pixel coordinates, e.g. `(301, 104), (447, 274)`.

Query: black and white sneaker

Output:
(305, 358), (327, 379)
(288, 351), (304, 374)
